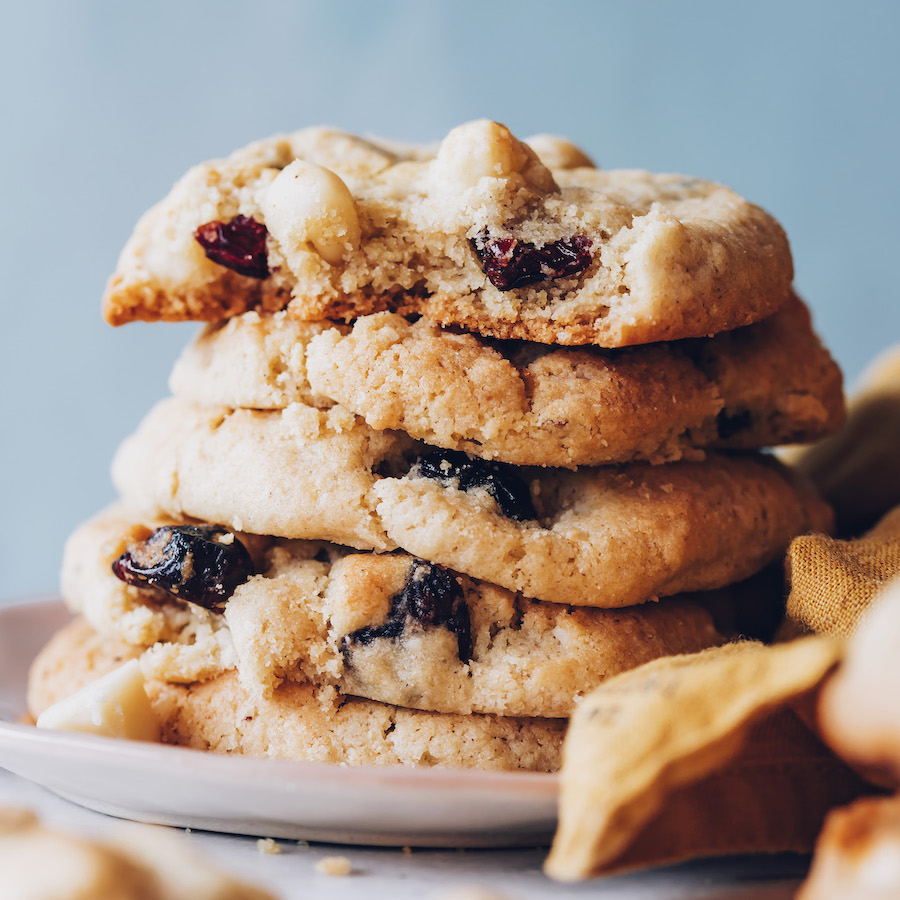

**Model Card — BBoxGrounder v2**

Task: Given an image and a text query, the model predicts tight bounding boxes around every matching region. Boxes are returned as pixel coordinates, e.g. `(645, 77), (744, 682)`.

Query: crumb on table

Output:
(315, 855), (352, 876)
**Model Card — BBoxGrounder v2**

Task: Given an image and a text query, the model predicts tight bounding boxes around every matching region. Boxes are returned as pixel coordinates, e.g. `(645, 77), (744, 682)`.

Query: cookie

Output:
(304, 555), (722, 717)
(110, 397), (418, 550)
(113, 400), (830, 607)
(169, 294), (842, 467)
(113, 400), (831, 608)
(306, 301), (843, 467)
(374, 450), (833, 607)
(798, 795), (900, 900)
(780, 342), (900, 538)
(103, 120), (792, 347)
(61, 506), (724, 716)
(29, 620), (565, 772)
(0, 809), (278, 900)
(680, 294), (844, 450)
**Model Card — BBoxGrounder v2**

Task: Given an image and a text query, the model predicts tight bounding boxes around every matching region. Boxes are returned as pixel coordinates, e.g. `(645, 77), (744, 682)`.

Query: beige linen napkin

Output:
(545, 639), (870, 880)
(786, 506), (900, 637)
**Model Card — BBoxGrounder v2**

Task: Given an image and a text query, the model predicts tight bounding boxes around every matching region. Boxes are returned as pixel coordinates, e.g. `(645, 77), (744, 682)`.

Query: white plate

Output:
(0, 599), (558, 847)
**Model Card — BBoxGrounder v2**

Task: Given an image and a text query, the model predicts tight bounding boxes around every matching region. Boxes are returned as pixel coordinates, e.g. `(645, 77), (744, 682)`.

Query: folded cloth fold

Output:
(544, 638), (866, 880)
(786, 506), (900, 637)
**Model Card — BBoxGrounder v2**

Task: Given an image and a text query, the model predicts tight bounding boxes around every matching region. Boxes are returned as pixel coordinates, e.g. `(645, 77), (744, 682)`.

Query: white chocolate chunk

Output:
(36, 660), (160, 742)
(263, 159), (361, 265)
(431, 119), (557, 194)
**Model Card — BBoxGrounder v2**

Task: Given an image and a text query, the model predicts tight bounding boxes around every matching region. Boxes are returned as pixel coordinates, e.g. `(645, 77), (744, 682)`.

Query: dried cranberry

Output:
(414, 449), (536, 521)
(344, 560), (472, 661)
(194, 215), (270, 279)
(471, 228), (592, 291)
(112, 525), (255, 613)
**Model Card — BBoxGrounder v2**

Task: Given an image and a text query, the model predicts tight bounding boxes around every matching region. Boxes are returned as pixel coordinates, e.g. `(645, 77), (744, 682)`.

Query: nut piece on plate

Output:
(36, 659), (161, 742)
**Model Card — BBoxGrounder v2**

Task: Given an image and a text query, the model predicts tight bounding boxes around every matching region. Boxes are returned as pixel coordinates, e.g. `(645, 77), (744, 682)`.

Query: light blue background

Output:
(2, 0), (898, 599)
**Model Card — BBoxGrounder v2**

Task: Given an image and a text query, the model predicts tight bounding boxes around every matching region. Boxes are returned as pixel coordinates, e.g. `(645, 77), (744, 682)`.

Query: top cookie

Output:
(103, 120), (793, 347)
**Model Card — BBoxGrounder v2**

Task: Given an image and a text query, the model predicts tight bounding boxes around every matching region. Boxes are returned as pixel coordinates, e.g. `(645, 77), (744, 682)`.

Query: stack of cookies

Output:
(29, 120), (844, 773)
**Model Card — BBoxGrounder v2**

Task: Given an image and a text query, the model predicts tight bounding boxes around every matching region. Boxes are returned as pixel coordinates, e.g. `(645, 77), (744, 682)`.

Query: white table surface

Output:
(0, 767), (807, 899)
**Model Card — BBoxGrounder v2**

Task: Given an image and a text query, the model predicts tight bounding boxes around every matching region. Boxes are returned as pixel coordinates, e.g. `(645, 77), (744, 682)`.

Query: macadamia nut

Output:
(525, 134), (596, 170)
(263, 160), (361, 266)
(430, 119), (558, 195)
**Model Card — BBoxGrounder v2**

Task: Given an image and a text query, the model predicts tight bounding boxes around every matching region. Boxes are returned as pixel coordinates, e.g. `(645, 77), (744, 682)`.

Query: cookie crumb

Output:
(315, 684), (339, 709)
(257, 838), (282, 855)
(402, 845), (412, 855)
(315, 855), (352, 876)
